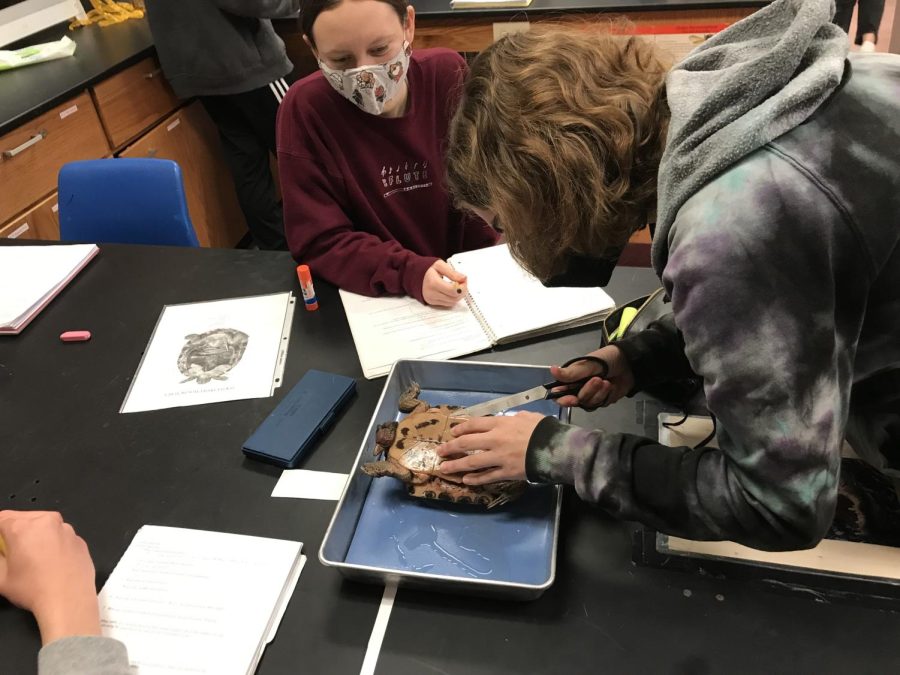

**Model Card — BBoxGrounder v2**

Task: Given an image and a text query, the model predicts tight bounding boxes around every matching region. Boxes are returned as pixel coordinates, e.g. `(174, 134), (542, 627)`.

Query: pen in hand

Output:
(425, 261), (467, 307)
(444, 276), (466, 296)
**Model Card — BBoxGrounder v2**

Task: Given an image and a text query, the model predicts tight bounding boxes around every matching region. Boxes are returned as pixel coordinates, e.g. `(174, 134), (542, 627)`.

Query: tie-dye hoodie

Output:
(526, 0), (900, 550)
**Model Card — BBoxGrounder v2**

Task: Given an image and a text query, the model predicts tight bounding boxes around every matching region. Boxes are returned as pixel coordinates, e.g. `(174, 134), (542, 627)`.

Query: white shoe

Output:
(860, 40), (876, 53)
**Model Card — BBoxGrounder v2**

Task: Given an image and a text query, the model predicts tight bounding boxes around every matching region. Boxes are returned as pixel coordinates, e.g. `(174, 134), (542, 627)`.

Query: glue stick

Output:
(297, 264), (319, 311)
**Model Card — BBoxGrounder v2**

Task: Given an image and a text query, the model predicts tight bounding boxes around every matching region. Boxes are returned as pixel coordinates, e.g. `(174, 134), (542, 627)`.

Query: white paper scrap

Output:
(360, 582), (398, 675)
(271, 469), (349, 500)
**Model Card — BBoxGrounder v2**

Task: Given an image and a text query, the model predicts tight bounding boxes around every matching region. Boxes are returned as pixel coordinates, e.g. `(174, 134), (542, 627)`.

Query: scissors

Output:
(460, 355), (609, 417)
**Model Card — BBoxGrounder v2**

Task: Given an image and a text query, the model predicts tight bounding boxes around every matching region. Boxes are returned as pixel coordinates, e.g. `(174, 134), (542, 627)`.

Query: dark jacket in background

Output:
(144, 0), (299, 98)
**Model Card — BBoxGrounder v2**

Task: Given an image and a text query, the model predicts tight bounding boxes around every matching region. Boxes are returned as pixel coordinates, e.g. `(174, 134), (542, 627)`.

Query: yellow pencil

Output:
(0, 534), (6, 556)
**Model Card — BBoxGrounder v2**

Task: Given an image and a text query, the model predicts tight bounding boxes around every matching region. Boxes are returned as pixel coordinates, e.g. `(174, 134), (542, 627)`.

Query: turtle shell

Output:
(361, 400), (526, 509)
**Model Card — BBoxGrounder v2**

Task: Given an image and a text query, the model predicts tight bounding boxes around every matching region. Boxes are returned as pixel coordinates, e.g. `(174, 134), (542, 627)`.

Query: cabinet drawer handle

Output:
(7, 222), (30, 239)
(2, 130), (47, 159)
(144, 68), (163, 80)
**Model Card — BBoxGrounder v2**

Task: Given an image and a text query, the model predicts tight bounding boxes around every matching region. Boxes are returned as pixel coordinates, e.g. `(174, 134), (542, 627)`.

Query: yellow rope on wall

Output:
(69, 1), (144, 29)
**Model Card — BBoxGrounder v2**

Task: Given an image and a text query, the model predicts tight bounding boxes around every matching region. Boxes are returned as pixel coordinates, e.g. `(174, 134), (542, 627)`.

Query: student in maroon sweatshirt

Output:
(277, 0), (500, 306)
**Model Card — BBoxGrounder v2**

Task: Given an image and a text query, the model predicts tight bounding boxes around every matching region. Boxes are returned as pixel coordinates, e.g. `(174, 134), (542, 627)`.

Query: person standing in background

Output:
(145, 1), (300, 250)
(834, 0), (885, 51)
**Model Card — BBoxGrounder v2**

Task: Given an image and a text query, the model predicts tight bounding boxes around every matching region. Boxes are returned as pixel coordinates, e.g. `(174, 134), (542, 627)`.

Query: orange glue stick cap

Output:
(297, 264), (319, 311)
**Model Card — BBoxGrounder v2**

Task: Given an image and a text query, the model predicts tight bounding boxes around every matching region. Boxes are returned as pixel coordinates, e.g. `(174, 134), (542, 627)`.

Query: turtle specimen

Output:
(177, 328), (249, 384)
(360, 383), (526, 508)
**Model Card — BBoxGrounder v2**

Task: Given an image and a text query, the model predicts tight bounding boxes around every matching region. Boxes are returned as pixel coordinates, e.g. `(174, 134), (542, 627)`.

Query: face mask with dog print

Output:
(319, 41), (411, 116)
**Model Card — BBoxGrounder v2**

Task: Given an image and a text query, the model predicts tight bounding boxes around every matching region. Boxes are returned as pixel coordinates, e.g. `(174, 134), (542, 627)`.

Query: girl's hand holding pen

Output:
(423, 260), (467, 307)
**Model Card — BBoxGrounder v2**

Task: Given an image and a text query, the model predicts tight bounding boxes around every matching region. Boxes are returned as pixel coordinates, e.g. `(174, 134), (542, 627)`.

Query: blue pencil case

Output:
(242, 369), (356, 468)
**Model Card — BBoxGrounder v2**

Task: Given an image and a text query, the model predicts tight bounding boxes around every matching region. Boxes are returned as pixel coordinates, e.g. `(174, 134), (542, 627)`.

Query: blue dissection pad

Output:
(345, 479), (557, 585)
(345, 388), (559, 586)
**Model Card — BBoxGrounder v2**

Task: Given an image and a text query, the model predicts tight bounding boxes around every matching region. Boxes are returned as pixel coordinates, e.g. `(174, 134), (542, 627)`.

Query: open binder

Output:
(340, 243), (615, 379)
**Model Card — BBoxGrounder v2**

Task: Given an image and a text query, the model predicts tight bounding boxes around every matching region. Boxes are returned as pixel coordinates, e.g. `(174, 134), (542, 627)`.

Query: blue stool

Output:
(58, 158), (200, 247)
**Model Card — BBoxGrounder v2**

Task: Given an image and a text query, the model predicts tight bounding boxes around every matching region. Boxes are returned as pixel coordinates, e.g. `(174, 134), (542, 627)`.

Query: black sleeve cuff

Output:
(614, 314), (696, 392)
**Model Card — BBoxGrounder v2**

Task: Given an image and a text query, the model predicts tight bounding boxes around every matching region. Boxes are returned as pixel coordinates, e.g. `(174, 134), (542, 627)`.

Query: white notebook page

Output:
(99, 525), (303, 675)
(339, 290), (491, 379)
(449, 244), (615, 341)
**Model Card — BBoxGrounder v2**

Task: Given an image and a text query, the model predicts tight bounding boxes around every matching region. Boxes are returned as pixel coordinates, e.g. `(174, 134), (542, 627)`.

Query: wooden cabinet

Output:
(0, 193), (60, 241)
(92, 56), (180, 150)
(119, 102), (247, 248)
(0, 92), (108, 225)
(1, 57), (248, 248)
(0, 215), (33, 240)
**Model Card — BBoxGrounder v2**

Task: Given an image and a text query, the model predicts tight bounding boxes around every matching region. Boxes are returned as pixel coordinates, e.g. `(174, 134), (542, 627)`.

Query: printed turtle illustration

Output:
(360, 382), (526, 508)
(177, 328), (249, 384)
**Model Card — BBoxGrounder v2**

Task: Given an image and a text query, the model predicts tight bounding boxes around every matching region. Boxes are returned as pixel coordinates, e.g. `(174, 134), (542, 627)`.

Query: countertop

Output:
(0, 18), (154, 137)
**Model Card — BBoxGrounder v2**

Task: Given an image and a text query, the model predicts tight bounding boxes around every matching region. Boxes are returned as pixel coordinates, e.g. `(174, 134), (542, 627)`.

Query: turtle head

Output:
(374, 421), (398, 456)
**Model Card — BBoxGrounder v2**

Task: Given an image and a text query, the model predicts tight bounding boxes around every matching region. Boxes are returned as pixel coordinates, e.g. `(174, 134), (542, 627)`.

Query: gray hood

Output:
(652, 0), (848, 275)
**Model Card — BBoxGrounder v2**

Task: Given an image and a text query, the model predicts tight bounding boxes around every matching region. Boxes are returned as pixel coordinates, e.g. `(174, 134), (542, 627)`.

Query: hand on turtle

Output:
(0, 510), (101, 646)
(436, 412), (544, 484)
(422, 260), (467, 307)
(550, 346), (634, 411)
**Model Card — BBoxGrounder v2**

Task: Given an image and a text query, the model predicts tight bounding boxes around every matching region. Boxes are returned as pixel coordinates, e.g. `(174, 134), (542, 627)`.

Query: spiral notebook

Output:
(340, 244), (615, 379)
